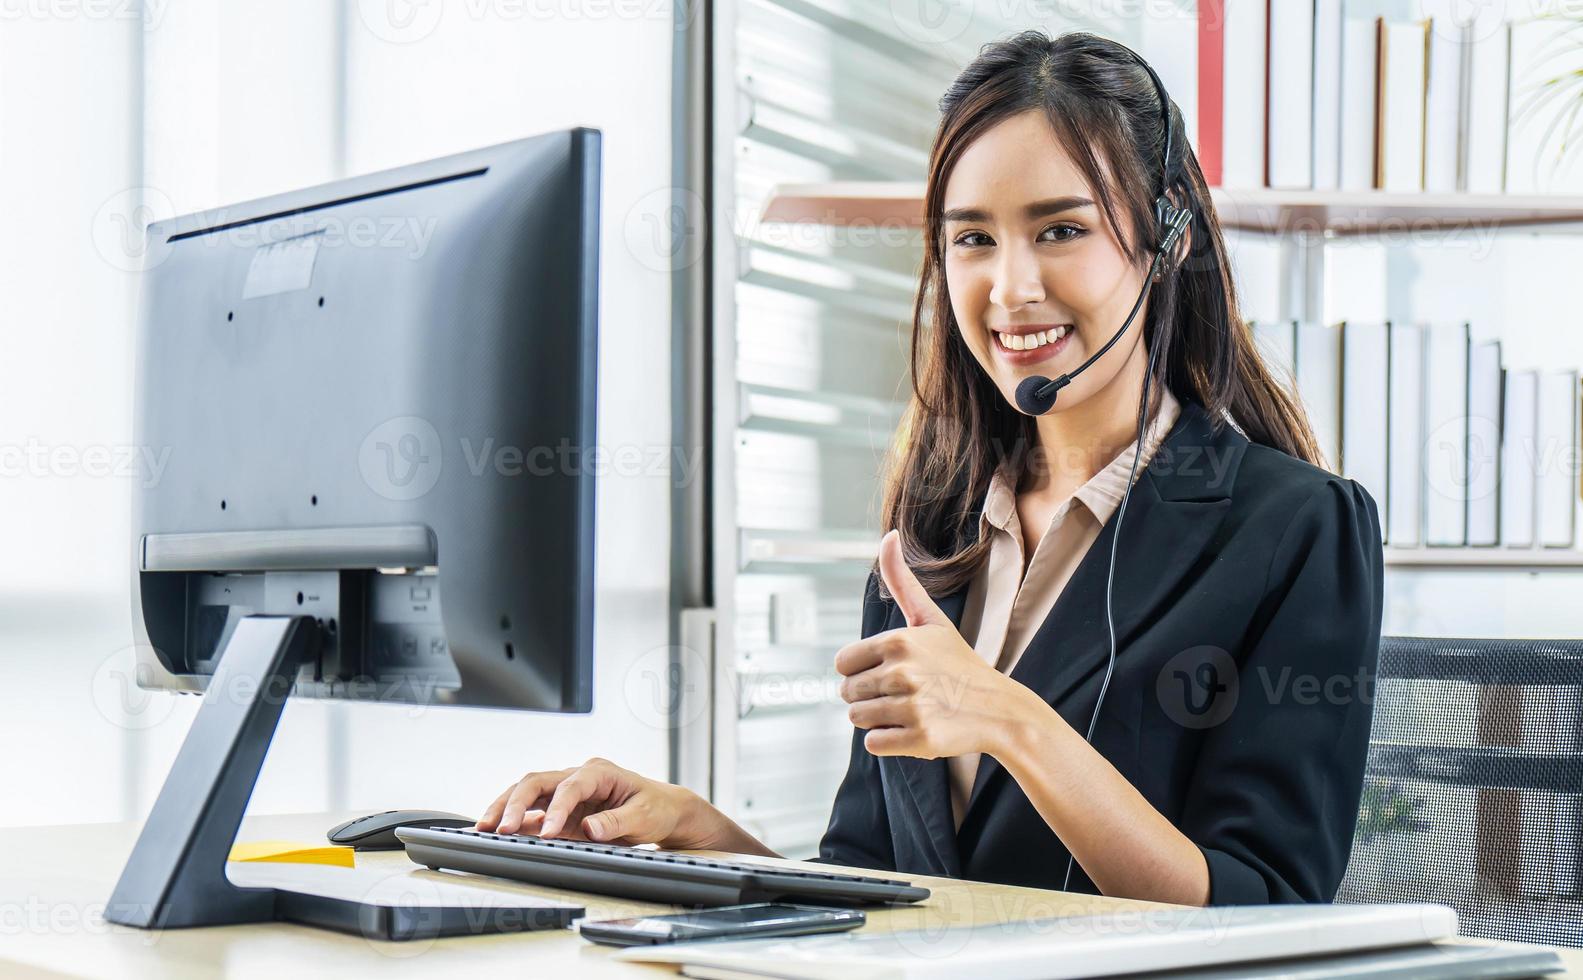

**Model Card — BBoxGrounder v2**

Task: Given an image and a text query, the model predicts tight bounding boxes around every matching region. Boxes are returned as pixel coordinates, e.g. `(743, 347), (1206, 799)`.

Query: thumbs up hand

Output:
(877, 527), (951, 629)
(835, 530), (1037, 761)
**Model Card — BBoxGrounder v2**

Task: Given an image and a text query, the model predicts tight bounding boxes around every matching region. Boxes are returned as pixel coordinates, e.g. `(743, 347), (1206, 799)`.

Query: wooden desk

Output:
(3, 811), (1576, 978)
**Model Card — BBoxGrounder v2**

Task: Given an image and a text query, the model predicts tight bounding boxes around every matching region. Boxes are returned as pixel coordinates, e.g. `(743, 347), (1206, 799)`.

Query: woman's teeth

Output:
(996, 325), (1070, 351)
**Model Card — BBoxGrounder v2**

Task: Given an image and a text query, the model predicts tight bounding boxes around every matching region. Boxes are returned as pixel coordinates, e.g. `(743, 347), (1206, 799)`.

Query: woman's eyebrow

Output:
(942, 196), (1095, 224)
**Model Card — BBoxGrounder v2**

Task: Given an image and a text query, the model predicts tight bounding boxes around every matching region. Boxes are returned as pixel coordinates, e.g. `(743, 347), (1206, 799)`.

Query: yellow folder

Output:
(227, 840), (355, 868)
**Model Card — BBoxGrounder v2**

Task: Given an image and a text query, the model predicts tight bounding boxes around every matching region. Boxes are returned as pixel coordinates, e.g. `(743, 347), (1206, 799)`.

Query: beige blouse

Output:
(947, 386), (1183, 829)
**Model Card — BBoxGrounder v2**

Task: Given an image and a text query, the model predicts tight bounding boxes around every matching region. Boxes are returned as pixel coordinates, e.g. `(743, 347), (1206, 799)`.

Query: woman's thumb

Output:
(878, 529), (948, 628)
(583, 803), (640, 843)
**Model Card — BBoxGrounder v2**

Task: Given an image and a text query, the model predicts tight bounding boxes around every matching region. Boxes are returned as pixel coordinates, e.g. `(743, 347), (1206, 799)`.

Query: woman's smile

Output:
(991, 322), (1075, 366)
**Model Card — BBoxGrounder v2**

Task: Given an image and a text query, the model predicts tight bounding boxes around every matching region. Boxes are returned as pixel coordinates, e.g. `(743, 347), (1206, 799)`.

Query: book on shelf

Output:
(1267, 0), (1316, 189)
(1338, 16), (1379, 192)
(1423, 322), (1471, 547)
(1463, 18), (1511, 193)
(1422, 13), (1465, 195)
(1501, 369), (1539, 548)
(1340, 321), (1389, 542)
(1377, 18), (1429, 193)
(1537, 370), (1580, 548)
(1310, 0), (1344, 192)
(1387, 322), (1426, 547)
(1197, 0), (1267, 189)
(1197, 0), (1224, 187)
(1467, 340), (1503, 547)
(1295, 321), (1343, 473)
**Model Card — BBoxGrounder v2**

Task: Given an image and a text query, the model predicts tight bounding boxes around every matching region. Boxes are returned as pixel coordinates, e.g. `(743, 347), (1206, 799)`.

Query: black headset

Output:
(1013, 49), (1192, 417)
(1010, 45), (1191, 894)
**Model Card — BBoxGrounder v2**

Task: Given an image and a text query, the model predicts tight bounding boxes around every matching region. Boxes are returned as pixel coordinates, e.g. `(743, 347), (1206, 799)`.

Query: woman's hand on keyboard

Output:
(473, 757), (780, 857)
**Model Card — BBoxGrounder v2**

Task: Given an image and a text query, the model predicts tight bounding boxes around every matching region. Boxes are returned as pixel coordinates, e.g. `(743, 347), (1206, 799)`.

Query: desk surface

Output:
(3, 811), (1577, 978)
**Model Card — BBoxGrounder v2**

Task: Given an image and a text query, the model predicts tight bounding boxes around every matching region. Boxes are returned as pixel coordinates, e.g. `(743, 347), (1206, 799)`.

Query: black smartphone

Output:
(577, 903), (865, 947)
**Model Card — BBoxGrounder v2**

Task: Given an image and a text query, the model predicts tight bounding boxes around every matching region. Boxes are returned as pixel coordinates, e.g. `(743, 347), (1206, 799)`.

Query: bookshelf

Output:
(742, 532), (1583, 572)
(757, 182), (1583, 571)
(1385, 548), (1583, 570)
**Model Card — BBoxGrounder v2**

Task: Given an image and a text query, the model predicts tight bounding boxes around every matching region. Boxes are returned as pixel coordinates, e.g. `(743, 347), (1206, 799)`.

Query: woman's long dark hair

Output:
(879, 30), (1322, 598)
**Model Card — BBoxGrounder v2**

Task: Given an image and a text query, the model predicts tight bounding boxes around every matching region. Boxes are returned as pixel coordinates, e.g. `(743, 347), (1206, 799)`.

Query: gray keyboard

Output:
(395, 825), (931, 907)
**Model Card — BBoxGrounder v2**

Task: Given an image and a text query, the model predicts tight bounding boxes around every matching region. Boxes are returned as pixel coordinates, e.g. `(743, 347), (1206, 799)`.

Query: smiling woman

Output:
(474, 29), (1385, 912)
(817, 30), (1385, 908)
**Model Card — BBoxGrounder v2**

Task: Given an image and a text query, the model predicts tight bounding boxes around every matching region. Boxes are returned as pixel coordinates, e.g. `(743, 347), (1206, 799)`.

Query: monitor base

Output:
(102, 614), (574, 940)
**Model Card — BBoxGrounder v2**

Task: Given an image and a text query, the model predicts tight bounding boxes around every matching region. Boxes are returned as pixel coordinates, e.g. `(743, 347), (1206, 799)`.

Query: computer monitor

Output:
(106, 127), (603, 938)
(130, 127), (599, 713)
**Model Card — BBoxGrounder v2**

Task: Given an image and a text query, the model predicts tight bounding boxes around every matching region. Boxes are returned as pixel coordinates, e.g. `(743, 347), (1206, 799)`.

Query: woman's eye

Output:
(1040, 223), (1083, 243)
(950, 225), (1081, 249)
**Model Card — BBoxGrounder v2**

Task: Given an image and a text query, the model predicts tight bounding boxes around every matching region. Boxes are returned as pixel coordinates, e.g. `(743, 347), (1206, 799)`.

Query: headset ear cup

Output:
(1154, 197), (1178, 259)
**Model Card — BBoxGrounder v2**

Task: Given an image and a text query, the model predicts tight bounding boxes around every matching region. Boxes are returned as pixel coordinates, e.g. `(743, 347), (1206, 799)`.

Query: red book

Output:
(1198, 0), (1225, 186)
(1199, 0), (1269, 189)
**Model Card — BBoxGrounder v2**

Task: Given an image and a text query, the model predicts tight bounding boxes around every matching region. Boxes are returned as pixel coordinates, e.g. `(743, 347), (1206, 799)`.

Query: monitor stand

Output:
(102, 614), (580, 940)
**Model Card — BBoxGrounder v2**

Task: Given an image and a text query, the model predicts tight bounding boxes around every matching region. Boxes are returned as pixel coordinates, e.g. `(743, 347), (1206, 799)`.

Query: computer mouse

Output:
(326, 809), (478, 850)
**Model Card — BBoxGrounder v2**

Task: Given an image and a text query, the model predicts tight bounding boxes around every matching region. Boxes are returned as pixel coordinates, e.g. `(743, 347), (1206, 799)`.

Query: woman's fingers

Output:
(500, 774), (563, 833)
(863, 725), (916, 756)
(478, 782), (534, 831)
(476, 786), (513, 830)
(541, 760), (620, 838)
(833, 630), (897, 677)
(583, 797), (652, 844)
(477, 759), (738, 851)
(479, 758), (682, 844)
(490, 768), (572, 834)
(846, 694), (913, 730)
(839, 664), (916, 703)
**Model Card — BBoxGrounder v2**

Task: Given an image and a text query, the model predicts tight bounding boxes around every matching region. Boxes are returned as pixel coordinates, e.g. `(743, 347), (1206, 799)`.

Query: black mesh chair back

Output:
(1336, 636), (1583, 947)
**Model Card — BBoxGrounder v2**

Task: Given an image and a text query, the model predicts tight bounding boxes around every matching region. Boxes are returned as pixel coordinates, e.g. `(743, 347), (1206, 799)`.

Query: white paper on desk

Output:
(226, 861), (581, 911)
(614, 903), (1458, 980)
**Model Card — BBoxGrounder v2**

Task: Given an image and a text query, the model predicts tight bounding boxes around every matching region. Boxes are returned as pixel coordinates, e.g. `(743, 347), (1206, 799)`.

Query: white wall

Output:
(0, 7), (142, 828)
(0, 0), (677, 829)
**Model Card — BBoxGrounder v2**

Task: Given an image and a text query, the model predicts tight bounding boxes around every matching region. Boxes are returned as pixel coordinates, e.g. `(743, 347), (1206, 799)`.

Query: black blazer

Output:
(816, 398), (1385, 905)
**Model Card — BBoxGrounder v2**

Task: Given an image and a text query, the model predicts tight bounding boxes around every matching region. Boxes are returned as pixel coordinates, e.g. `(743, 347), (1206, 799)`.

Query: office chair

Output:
(1336, 636), (1583, 947)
